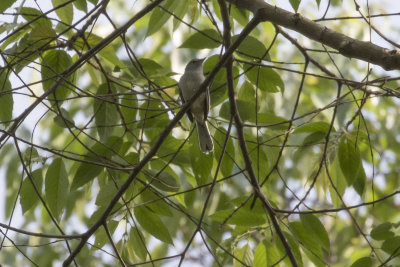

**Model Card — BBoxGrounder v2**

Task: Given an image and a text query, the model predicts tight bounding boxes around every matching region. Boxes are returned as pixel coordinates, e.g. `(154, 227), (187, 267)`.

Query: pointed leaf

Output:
(338, 135), (362, 185)
(371, 223), (394, 241)
(210, 209), (266, 227)
(245, 65), (284, 93)
(146, 0), (178, 36)
(254, 241), (267, 267)
(0, 70), (13, 125)
(134, 206), (173, 244)
(52, 0), (73, 25)
(179, 29), (221, 49)
(293, 122), (332, 134)
(190, 128), (213, 185)
(382, 236), (400, 254)
(351, 257), (372, 267)
(20, 169), (43, 214)
(142, 169), (180, 192)
(71, 163), (103, 190)
(41, 49), (74, 102)
(45, 158), (69, 220)
(0, 0), (15, 13)
(141, 188), (173, 217)
(95, 183), (118, 207)
(300, 214), (330, 251)
(234, 243), (253, 267)
(214, 127), (234, 177)
(289, 0), (301, 11)
(93, 220), (119, 250)
(19, 7), (52, 28)
(93, 83), (119, 141)
(128, 227), (148, 261)
(232, 35), (268, 59)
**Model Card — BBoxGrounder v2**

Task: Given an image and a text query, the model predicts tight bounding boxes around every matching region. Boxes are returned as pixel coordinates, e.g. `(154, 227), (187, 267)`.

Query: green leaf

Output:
(146, 0), (178, 36)
(173, 0), (190, 31)
(300, 214), (330, 251)
(28, 25), (57, 43)
(0, 69), (13, 125)
(254, 241), (267, 267)
(19, 7), (52, 28)
(141, 188), (173, 217)
(245, 65), (284, 93)
(234, 243), (253, 267)
(90, 136), (123, 158)
(210, 209), (266, 227)
(93, 220), (119, 250)
(283, 231), (303, 266)
(232, 35), (268, 60)
(301, 132), (326, 146)
(179, 29), (221, 49)
(290, 221), (325, 267)
(71, 162), (103, 190)
(52, 0), (74, 25)
(93, 83), (119, 141)
(45, 158), (69, 220)
(214, 127), (234, 177)
(220, 100), (281, 125)
(351, 257), (372, 267)
(71, 136), (122, 190)
(73, 0), (87, 12)
(138, 101), (169, 144)
(95, 183), (118, 207)
(328, 157), (346, 208)
(290, 0), (301, 11)
(382, 236), (400, 254)
(0, 0), (15, 13)
(53, 107), (75, 128)
(41, 49), (74, 102)
(353, 165), (366, 196)
(75, 33), (124, 69)
(338, 135), (362, 185)
(371, 222), (394, 241)
(293, 122), (332, 134)
(231, 5), (249, 26)
(257, 240), (282, 266)
(127, 227), (148, 261)
(142, 169), (180, 192)
(190, 128), (214, 185)
(130, 58), (170, 79)
(134, 206), (173, 244)
(20, 169), (43, 214)
(121, 94), (137, 131)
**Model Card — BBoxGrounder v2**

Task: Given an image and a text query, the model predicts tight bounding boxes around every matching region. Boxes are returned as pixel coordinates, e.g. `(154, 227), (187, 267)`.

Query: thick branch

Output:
(227, 0), (400, 71)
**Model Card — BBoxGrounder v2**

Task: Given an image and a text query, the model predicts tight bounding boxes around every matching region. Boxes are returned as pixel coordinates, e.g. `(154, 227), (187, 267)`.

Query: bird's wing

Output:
(178, 84), (194, 122)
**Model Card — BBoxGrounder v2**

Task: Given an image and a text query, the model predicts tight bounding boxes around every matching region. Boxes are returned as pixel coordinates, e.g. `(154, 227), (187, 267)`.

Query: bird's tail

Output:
(196, 120), (214, 153)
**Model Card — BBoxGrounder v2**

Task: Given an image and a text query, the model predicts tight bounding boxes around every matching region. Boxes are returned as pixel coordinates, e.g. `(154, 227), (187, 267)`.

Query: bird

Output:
(179, 58), (214, 153)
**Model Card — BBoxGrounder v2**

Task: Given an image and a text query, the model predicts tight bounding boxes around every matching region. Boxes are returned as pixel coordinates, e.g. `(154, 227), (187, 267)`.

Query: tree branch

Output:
(62, 3), (265, 265)
(219, 1), (299, 266)
(226, 0), (400, 70)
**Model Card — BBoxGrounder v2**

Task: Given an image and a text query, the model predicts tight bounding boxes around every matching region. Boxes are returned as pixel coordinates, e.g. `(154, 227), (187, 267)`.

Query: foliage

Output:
(0, 0), (400, 266)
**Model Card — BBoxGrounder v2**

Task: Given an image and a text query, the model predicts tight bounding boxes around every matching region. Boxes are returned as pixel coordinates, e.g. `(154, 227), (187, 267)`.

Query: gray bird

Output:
(179, 58), (214, 153)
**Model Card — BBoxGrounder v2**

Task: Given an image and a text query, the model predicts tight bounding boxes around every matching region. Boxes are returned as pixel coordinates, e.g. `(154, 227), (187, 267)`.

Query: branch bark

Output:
(226, 0), (400, 71)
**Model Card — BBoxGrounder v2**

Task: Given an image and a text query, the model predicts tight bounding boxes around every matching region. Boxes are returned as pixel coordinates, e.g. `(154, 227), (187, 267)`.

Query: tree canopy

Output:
(0, 0), (400, 266)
